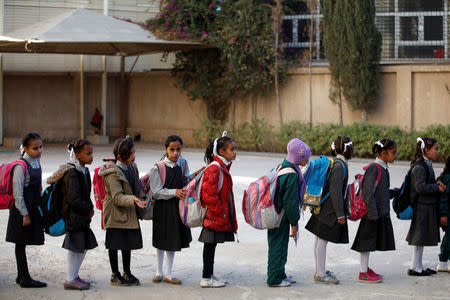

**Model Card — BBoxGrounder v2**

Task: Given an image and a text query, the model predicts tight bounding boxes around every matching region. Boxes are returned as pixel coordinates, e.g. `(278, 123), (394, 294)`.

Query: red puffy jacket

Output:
(201, 156), (238, 233)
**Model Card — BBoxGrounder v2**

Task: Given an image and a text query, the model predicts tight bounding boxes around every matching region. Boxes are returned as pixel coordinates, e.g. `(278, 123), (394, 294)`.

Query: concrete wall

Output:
(2, 64), (449, 146)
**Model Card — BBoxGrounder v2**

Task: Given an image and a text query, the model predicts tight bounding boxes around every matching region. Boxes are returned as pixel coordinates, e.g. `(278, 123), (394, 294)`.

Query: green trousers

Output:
(267, 216), (290, 285)
(439, 228), (449, 262)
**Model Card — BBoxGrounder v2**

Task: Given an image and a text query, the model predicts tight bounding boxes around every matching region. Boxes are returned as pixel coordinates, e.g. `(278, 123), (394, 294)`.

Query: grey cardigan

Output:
(411, 159), (440, 205)
(362, 162), (391, 220)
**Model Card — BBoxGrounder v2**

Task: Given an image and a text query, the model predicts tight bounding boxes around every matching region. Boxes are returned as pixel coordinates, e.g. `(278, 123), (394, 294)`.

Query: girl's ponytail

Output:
(372, 138), (396, 155)
(204, 141), (215, 164)
(414, 137), (437, 161)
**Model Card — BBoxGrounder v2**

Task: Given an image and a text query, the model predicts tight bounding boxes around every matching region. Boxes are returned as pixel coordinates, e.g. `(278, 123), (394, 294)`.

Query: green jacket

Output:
(440, 172), (450, 218)
(274, 159), (300, 226)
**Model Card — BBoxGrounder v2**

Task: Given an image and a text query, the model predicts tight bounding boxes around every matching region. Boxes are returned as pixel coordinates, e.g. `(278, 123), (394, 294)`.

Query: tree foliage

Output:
(322, 0), (382, 119)
(147, 0), (293, 122)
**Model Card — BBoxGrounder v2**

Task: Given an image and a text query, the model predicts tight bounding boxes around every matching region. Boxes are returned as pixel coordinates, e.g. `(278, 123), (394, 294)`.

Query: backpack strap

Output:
(277, 167), (296, 176)
(363, 163), (382, 189)
(156, 160), (166, 184)
(210, 161), (224, 192)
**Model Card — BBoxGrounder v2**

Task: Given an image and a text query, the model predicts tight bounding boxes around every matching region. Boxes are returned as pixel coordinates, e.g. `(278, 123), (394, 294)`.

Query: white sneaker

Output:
(284, 276), (296, 283)
(211, 275), (228, 284)
(268, 279), (291, 287)
(200, 278), (225, 288)
(437, 261), (448, 272)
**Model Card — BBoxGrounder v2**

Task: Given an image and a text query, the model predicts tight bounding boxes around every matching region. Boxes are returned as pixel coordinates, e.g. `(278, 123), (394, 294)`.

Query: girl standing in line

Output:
(437, 156), (449, 272)
(305, 136), (352, 284)
(6, 132), (46, 288)
(199, 132), (238, 288)
(99, 136), (147, 286)
(351, 139), (397, 283)
(267, 138), (311, 287)
(150, 135), (203, 285)
(406, 138), (446, 276)
(47, 140), (98, 290)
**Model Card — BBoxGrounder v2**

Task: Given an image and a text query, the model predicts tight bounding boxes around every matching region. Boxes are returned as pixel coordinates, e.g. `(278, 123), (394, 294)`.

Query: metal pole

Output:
(102, 0), (108, 136)
(119, 55), (126, 136)
(80, 55), (85, 139)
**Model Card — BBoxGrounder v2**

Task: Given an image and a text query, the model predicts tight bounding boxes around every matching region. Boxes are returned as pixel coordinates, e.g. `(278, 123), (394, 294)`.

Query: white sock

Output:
(67, 251), (85, 281)
(411, 246), (424, 272)
(316, 238), (328, 277)
(156, 249), (164, 277)
(360, 252), (370, 273)
(313, 237), (319, 276)
(165, 251), (175, 279)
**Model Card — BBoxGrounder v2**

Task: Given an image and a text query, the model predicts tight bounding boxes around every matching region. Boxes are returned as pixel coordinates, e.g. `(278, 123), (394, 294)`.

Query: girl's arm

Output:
(439, 177), (449, 217)
(412, 164), (440, 196)
(103, 173), (136, 207)
(12, 164), (28, 216)
(149, 165), (177, 200)
(281, 173), (300, 226)
(133, 164), (146, 199)
(361, 164), (379, 220)
(62, 169), (93, 216)
(201, 165), (221, 215)
(329, 163), (346, 220)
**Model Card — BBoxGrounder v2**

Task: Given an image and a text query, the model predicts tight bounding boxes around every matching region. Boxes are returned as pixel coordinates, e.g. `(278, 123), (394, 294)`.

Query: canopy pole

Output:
(101, 56), (107, 136)
(80, 54), (84, 139)
(0, 0), (4, 145)
(119, 55), (126, 137)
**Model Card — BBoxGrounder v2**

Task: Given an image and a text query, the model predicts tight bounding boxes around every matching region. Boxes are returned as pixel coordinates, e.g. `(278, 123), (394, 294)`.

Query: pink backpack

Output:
(138, 161), (165, 220)
(347, 163), (382, 221)
(0, 160), (27, 210)
(242, 166), (296, 230)
(179, 161), (223, 228)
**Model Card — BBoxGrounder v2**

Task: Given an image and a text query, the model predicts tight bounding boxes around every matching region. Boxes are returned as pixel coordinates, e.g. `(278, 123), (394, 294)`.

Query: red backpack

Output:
(347, 163), (382, 221)
(93, 160), (116, 229)
(0, 160), (27, 209)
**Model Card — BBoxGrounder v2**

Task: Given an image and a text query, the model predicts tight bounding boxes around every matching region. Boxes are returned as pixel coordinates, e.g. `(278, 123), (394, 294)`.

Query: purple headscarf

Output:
(286, 138), (311, 209)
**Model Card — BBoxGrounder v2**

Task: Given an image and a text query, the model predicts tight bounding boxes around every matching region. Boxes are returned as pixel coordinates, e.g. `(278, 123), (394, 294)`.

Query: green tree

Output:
(323, 0), (382, 122)
(147, 0), (290, 124)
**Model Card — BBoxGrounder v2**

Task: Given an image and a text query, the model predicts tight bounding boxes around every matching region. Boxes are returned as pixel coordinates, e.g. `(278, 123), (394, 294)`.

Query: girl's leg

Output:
(122, 250), (131, 274)
(316, 238), (328, 277)
(165, 251), (175, 279)
(313, 236), (319, 276)
(67, 251), (85, 281)
(156, 249), (164, 277)
(15, 244), (30, 281)
(360, 252), (370, 273)
(202, 243), (217, 279)
(411, 246), (424, 272)
(108, 249), (119, 274)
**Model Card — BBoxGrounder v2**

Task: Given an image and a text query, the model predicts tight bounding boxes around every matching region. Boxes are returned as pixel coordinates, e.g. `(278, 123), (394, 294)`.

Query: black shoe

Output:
(407, 269), (431, 276)
(110, 273), (131, 286)
(16, 275), (22, 284)
(123, 272), (140, 286)
(423, 268), (437, 275)
(20, 277), (47, 288)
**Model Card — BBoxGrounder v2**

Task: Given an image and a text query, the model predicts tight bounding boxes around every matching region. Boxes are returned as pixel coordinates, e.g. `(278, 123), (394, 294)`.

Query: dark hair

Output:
(112, 136), (134, 162)
(22, 132), (41, 148)
(204, 136), (234, 164)
(372, 138), (397, 155)
(414, 137), (438, 160)
(330, 136), (353, 159)
(68, 139), (92, 154)
(442, 156), (450, 175)
(161, 135), (184, 159)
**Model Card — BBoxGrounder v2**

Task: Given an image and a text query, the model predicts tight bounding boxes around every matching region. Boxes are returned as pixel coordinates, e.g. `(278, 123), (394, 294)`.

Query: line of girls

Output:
(5, 132), (448, 290)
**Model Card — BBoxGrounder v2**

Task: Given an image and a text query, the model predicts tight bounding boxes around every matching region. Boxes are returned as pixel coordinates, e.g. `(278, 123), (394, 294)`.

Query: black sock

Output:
(108, 250), (119, 274)
(122, 250), (131, 274)
(15, 244), (30, 281)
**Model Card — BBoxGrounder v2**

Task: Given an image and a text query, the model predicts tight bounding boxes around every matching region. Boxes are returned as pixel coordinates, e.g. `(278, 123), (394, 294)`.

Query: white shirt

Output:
(375, 157), (388, 169)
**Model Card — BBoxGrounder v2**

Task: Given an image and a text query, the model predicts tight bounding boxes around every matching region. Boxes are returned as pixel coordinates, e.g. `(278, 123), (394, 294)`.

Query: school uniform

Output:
(406, 158), (441, 246)
(99, 161), (144, 250)
(438, 171), (450, 262)
(352, 158), (395, 252)
(56, 162), (97, 253)
(267, 159), (300, 286)
(6, 153), (44, 245)
(305, 155), (349, 244)
(150, 157), (192, 251)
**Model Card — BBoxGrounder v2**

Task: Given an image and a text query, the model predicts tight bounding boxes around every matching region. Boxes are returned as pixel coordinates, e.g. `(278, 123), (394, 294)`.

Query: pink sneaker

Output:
(358, 272), (382, 283)
(368, 268), (383, 279)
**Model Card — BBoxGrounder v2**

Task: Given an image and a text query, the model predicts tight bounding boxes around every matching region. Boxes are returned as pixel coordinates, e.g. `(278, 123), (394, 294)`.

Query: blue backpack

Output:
(304, 155), (347, 214)
(39, 182), (66, 237)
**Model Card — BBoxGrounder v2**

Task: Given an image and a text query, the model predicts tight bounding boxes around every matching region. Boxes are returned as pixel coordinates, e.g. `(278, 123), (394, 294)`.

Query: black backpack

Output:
(392, 160), (429, 220)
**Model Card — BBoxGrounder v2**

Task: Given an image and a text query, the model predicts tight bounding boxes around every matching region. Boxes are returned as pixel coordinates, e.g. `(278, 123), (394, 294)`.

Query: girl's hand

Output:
(438, 183), (446, 193)
(337, 217), (346, 225)
(176, 189), (186, 199)
(441, 216), (448, 227)
(289, 225), (298, 237)
(88, 212), (94, 219)
(22, 215), (31, 227)
(194, 166), (206, 176)
(134, 198), (147, 208)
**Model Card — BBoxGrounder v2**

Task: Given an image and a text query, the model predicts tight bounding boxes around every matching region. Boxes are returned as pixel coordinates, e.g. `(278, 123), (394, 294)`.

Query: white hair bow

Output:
(331, 142), (336, 150)
(375, 140), (384, 148)
(19, 144), (24, 156)
(213, 131), (228, 156)
(344, 141), (353, 153)
(417, 137), (425, 153)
